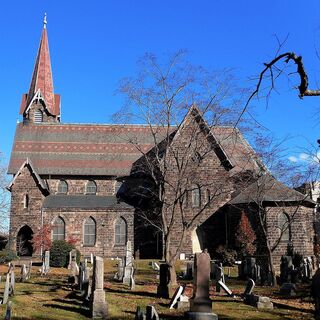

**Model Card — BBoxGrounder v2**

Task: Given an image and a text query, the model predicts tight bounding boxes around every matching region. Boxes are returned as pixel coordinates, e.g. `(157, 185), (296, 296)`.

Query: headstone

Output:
(146, 305), (159, 320)
(90, 253), (94, 265)
(135, 306), (145, 320)
(186, 261), (193, 280)
(68, 249), (77, 269)
(218, 280), (233, 296)
(185, 251), (218, 320)
(114, 258), (124, 281)
(4, 301), (12, 320)
(82, 264), (90, 297)
(44, 251), (50, 274)
(26, 261), (32, 280)
(9, 270), (15, 296)
(129, 266), (135, 290)
(176, 294), (190, 309)
(243, 278), (255, 295)
(215, 266), (223, 292)
(280, 256), (293, 284)
(91, 256), (108, 319)
(2, 273), (10, 304)
(169, 285), (185, 309)
(279, 283), (296, 296)
(157, 264), (170, 298)
(307, 257), (313, 279)
(123, 241), (134, 285)
(78, 263), (84, 291)
(20, 264), (27, 282)
(180, 253), (186, 260)
(245, 294), (273, 309)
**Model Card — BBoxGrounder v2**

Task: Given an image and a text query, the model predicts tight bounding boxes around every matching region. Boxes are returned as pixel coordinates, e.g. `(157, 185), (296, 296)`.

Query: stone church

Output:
(7, 21), (316, 266)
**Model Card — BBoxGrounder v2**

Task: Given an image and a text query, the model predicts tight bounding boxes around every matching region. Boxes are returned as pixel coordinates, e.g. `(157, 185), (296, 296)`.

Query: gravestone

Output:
(123, 241), (133, 285)
(146, 305), (159, 320)
(20, 264), (27, 282)
(78, 262), (84, 291)
(157, 264), (170, 298)
(2, 273), (10, 304)
(279, 283), (296, 296)
(186, 261), (194, 280)
(90, 253), (94, 265)
(129, 266), (135, 290)
(4, 301), (12, 320)
(185, 251), (218, 320)
(114, 258), (124, 281)
(215, 266), (224, 292)
(169, 285), (185, 309)
(26, 261), (32, 280)
(280, 256), (293, 284)
(135, 306), (145, 320)
(44, 250), (50, 274)
(9, 270), (15, 296)
(243, 278), (255, 295)
(82, 264), (90, 297)
(91, 256), (108, 319)
(68, 249), (77, 269)
(218, 280), (233, 296)
(69, 250), (79, 284)
(245, 294), (273, 309)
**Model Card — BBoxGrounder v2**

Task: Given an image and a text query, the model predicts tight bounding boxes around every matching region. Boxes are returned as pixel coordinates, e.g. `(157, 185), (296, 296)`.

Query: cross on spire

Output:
(43, 13), (47, 29)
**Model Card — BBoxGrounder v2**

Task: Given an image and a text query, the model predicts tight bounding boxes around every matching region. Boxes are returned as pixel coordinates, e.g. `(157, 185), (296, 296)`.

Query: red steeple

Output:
(20, 14), (60, 117)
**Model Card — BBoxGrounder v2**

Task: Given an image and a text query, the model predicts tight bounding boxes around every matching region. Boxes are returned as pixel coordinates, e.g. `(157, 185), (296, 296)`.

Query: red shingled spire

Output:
(20, 14), (60, 116)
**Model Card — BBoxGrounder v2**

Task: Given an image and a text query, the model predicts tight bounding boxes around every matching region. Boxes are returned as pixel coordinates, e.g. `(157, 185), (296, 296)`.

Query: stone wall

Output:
(43, 207), (134, 258)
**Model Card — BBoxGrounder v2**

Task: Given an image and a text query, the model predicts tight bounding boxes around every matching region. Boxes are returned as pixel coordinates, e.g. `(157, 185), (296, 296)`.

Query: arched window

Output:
(52, 217), (65, 241)
(86, 180), (97, 195)
(278, 212), (290, 241)
(23, 194), (29, 209)
(57, 180), (68, 194)
(83, 217), (96, 246)
(115, 218), (127, 246)
(192, 185), (201, 207)
(34, 109), (43, 123)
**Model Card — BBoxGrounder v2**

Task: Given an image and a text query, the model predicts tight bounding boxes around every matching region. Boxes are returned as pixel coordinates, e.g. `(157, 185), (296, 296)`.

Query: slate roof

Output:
(43, 195), (133, 209)
(20, 25), (60, 116)
(8, 121), (263, 177)
(229, 174), (315, 205)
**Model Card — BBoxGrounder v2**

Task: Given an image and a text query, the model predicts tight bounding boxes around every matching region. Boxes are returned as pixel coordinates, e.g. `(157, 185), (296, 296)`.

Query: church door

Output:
(16, 225), (34, 256)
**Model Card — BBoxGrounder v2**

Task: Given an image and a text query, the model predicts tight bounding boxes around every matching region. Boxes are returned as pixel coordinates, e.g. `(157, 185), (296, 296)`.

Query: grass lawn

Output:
(0, 260), (315, 319)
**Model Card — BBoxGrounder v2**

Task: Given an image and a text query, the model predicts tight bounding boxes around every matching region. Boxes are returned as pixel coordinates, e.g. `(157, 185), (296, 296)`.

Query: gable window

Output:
(86, 180), (97, 195)
(278, 212), (290, 242)
(34, 109), (43, 123)
(23, 194), (29, 209)
(84, 217), (96, 246)
(192, 185), (201, 207)
(115, 218), (127, 246)
(57, 180), (68, 194)
(52, 217), (65, 241)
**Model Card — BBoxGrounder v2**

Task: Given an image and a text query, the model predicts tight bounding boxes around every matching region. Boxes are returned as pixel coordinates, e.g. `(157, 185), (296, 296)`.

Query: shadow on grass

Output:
(42, 303), (90, 317)
(107, 286), (158, 298)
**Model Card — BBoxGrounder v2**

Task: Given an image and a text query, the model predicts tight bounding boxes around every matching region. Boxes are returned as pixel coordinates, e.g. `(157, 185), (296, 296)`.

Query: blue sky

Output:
(1, 0), (320, 168)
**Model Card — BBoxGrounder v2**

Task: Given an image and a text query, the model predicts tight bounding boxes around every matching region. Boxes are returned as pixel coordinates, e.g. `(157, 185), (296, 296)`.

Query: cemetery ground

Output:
(0, 260), (315, 320)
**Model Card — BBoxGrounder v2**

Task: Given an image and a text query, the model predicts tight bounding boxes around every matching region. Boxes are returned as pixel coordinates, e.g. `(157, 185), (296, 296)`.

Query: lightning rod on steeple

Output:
(43, 13), (47, 29)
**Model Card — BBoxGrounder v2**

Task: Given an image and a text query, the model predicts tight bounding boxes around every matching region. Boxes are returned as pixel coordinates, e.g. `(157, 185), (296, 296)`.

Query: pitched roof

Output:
(8, 121), (263, 177)
(19, 25), (60, 116)
(229, 174), (315, 205)
(43, 195), (133, 209)
(7, 158), (48, 193)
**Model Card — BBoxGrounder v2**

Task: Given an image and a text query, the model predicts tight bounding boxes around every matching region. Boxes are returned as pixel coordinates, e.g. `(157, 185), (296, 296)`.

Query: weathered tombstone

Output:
(135, 306), (145, 320)
(2, 273), (10, 304)
(243, 278), (255, 296)
(90, 253), (94, 265)
(68, 249), (77, 269)
(91, 256), (108, 319)
(123, 241), (133, 285)
(218, 280), (233, 296)
(157, 264), (170, 298)
(146, 305), (159, 320)
(180, 253), (186, 260)
(78, 262), (84, 291)
(244, 294), (273, 309)
(307, 257), (313, 279)
(129, 266), (135, 290)
(114, 258), (124, 281)
(280, 255), (293, 284)
(279, 283), (296, 296)
(81, 264), (90, 297)
(169, 285), (185, 309)
(20, 264), (27, 282)
(185, 251), (218, 320)
(26, 261), (32, 280)
(4, 301), (12, 320)
(9, 270), (15, 296)
(44, 250), (50, 274)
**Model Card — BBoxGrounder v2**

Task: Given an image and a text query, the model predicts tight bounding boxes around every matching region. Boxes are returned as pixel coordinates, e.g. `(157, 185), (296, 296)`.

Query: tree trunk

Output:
(164, 234), (178, 285)
(266, 243), (277, 286)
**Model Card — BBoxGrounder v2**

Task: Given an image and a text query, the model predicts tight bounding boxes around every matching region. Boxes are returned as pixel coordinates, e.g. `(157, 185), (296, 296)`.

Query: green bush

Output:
(50, 240), (80, 267)
(0, 249), (18, 264)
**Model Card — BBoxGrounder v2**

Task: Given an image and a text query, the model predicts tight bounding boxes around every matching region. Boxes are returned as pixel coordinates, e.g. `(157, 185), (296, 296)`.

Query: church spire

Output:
(20, 14), (60, 120)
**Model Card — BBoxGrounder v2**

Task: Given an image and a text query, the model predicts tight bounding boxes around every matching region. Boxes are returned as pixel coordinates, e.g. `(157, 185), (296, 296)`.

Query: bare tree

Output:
(114, 51), (251, 284)
(0, 154), (10, 246)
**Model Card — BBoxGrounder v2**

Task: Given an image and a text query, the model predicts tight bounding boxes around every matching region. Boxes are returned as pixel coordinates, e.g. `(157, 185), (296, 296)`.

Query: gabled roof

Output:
(7, 158), (49, 193)
(229, 174), (315, 205)
(19, 23), (60, 116)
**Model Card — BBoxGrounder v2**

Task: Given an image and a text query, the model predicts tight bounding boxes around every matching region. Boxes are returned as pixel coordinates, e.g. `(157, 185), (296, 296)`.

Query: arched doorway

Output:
(16, 225), (34, 256)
